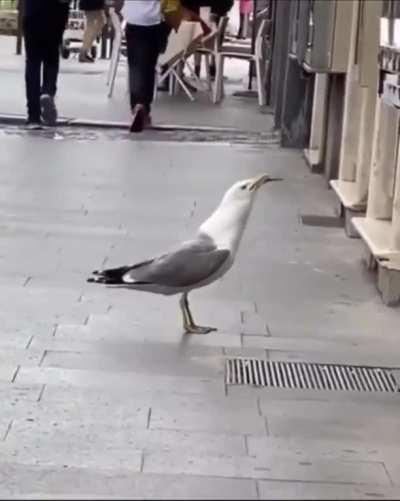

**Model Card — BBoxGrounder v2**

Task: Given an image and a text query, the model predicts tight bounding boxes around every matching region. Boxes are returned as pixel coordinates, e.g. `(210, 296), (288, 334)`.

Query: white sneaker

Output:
(40, 94), (58, 126)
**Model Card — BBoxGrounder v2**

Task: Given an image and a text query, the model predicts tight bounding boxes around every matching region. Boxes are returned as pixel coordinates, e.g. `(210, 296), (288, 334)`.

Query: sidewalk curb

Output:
(0, 113), (246, 134)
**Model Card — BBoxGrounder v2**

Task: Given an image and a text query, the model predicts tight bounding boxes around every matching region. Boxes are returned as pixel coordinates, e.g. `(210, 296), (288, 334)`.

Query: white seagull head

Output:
(220, 173), (283, 208)
(200, 174), (283, 255)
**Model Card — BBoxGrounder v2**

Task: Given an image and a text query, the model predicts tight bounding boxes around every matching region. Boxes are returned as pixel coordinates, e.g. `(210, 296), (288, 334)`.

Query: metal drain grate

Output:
(300, 214), (343, 228)
(226, 359), (400, 393)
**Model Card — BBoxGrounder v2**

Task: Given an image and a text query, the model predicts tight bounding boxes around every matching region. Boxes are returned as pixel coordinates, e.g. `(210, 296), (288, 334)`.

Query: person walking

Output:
(120, 0), (173, 133)
(23, 0), (70, 128)
(237, 0), (253, 39)
(79, 0), (106, 63)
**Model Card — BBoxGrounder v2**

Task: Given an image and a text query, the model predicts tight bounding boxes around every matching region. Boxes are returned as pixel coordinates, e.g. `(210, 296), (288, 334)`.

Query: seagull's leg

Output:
(179, 293), (192, 332)
(181, 293), (217, 335)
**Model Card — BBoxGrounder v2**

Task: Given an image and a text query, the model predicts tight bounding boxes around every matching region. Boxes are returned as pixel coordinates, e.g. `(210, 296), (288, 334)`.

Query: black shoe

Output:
(130, 104), (146, 133)
(40, 94), (58, 126)
(25, 119), (43, 130)
(79, 52), (95, 63)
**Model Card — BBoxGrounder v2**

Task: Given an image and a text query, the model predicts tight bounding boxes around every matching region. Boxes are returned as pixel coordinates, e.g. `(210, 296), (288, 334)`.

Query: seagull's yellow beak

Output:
(249, 174), (283, 191)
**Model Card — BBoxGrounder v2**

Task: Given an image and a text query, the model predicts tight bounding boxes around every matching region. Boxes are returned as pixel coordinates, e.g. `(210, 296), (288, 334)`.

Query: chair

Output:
(182, 23), (218, 94)
(193, 15), (229, 85)
(155, 21), (204, 102)
(213, 18), (272, 106)
(221, 7), (269, 50)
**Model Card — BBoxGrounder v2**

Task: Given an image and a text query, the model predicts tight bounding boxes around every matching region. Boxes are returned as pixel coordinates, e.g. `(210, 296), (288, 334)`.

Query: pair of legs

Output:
(125, 22), (169, 132)
(23, 15), (66, 124)
(80, 9), (106, 61)
(237, 13), (250, 39)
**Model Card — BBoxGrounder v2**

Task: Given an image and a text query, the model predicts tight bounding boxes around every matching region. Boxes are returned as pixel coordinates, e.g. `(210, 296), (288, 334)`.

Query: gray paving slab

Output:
(259, 396), (400, 419)
(223, 346), (268, 358)
(143, 451), (390, 484)
(247, 435), (385, 463)
(2, 398), (150, 426)
(265, 411), (400, 443)
(0, 382), (42, 404)
(257, 480), (400, 500)
(39, 349), (224, 378)
(0, 439), (143, 471)
(0, 348), (43, 368)
(33, 339), (226, 380)
(55, 320), (242, 348)
(242, 335), (358, 352)
(267, 348), (400, 367)
(15, 367), (225, 395)
(241, 311), (269, 336)
(5, 420), (246, 457)
(229, 384), (400, 406)
(0, 365), (18, 383)
(149, 407), (266, 435)
(0, 463), (258, 499)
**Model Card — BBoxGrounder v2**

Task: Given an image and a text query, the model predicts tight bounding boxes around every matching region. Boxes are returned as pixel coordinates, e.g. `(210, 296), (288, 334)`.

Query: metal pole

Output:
(16, 0), (23, 55)
(248, 0), (258, 90)
(265, 0), (275, 104)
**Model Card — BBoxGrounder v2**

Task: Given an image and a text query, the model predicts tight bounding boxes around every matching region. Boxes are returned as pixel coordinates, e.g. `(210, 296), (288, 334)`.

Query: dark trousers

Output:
(125, 22), (170, 114)
(23, 15), (66, 121)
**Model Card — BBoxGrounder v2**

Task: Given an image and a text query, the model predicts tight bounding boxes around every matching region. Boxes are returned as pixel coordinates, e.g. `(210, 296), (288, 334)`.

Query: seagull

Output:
(87, 174), (282, 334)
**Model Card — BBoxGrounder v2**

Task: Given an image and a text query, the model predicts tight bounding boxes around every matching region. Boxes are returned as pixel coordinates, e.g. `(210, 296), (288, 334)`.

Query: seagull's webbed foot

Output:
(184, 324), (217, 335)
(180, 293), (217, 335)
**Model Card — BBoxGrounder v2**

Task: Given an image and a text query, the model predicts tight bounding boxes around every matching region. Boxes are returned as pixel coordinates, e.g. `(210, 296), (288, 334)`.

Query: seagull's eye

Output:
(240, 184), (248, 190)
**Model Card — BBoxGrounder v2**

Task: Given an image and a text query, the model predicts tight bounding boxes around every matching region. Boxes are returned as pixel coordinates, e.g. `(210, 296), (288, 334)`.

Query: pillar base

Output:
(303, 148), (323, 173)
(330, 180), (366, 238)
(377, 262), (400, 306)
(353, 216), (400, 306)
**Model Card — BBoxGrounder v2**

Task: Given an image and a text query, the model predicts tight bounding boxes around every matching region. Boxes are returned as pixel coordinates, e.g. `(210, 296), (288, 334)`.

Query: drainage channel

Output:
(0, 123), (280, 147)
(226, 358), (400, 393)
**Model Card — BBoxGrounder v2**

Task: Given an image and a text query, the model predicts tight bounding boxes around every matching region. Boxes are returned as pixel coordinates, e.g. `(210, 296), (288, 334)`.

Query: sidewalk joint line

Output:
(381, 461), (394, 486)
(38, 384), (46, 402)
(264, 417), (270, 437)
(23, 276), (32, 287)
(38, 350), (47, 367)
(25, 335), (34, 349)
(2, 420), (13, 442)
(146, 408), (152, 429)
(11, 366), (20, 383)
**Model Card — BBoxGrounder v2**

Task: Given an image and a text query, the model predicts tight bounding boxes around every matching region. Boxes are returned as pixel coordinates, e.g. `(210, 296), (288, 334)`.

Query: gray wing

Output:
(123, 234), (230, 288)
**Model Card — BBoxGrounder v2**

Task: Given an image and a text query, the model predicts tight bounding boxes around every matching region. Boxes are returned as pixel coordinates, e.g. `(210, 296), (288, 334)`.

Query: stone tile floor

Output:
(0, 125), (400, 499)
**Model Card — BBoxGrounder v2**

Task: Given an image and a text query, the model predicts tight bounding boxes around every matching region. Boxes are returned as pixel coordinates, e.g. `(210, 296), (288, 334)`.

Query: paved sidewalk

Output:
(0, 35), (273, 132)
(1, 124), (400, 499)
